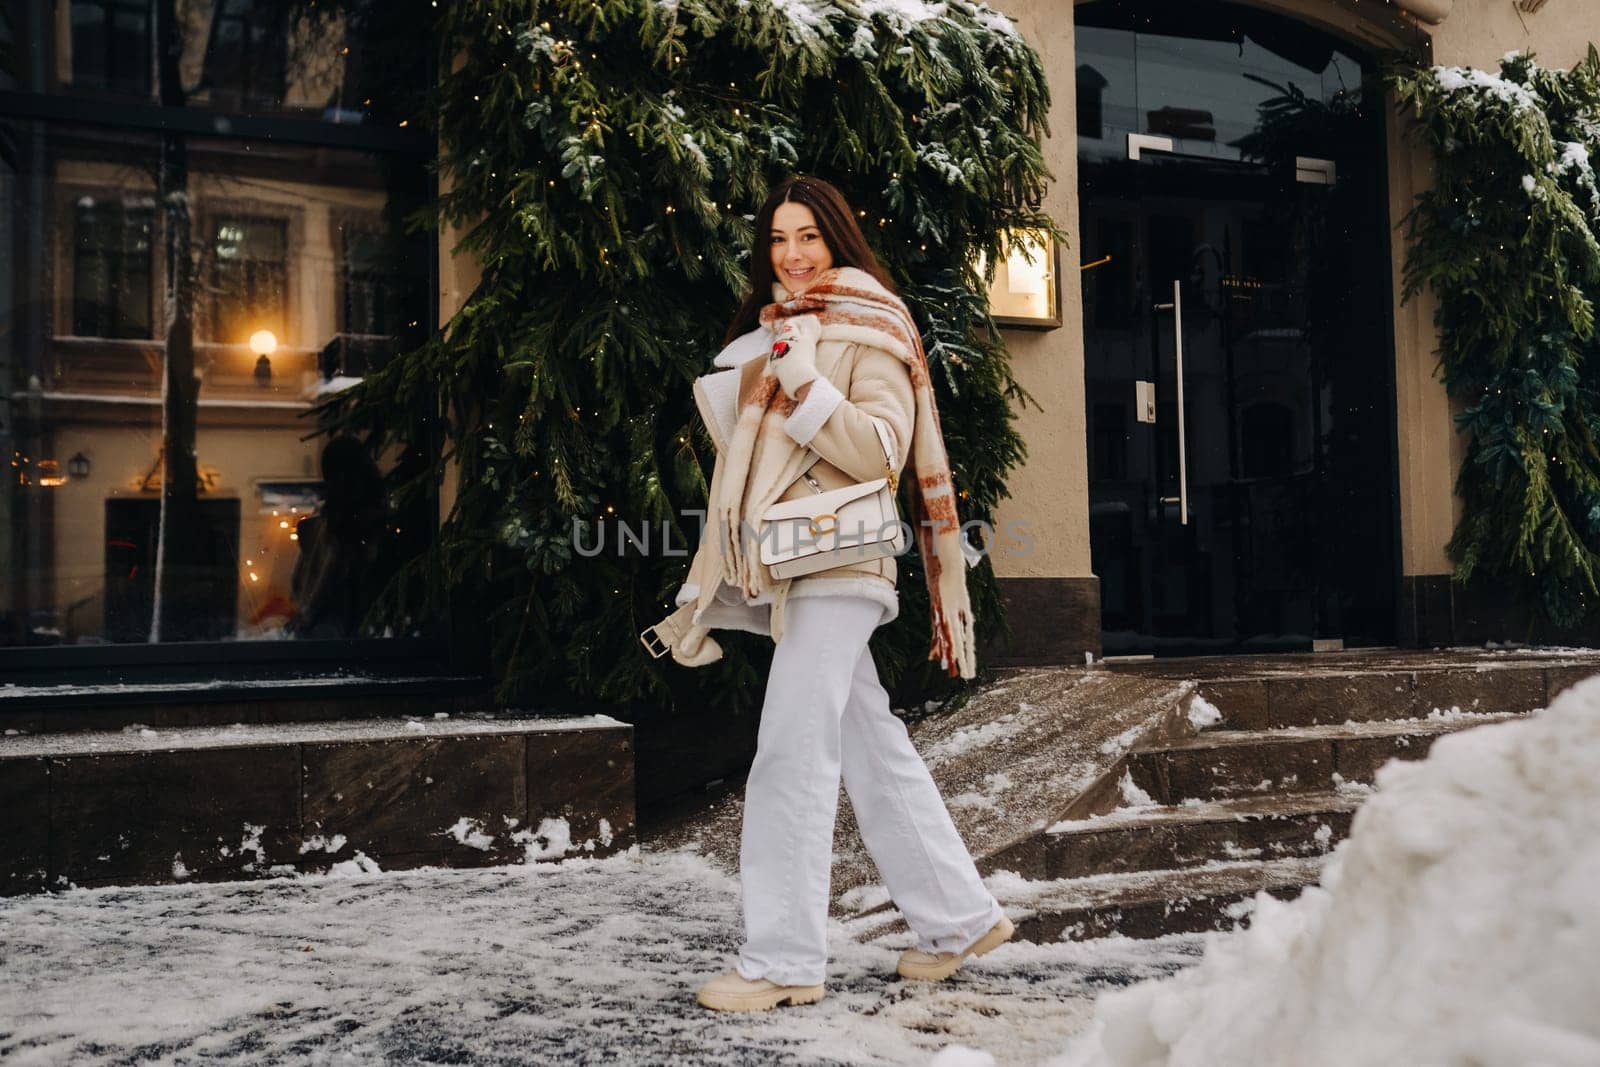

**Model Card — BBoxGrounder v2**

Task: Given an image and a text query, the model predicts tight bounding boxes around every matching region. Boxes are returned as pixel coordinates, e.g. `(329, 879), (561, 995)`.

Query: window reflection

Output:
(7, 127), (429, 645)
(3, 2), (431, 648)
(286, 437), (399, 640)
(70, 0), (154, 96)
(210, 217), (289, 345)
(1076, 2), (1364, 169)
(73, 198), (154, 339)
(205, 1), (291, 112)
(24, 0), (426, 130)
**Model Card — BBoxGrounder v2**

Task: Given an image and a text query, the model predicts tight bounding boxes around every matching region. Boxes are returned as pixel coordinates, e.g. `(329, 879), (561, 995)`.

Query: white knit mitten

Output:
(770, 315), (821, 398)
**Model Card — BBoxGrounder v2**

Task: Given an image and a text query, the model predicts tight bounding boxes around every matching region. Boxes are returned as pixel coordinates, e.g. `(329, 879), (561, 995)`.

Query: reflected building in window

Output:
(3, 0), (432, 647)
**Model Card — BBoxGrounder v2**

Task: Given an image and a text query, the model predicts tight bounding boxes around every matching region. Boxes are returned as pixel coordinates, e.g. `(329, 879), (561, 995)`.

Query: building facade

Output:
(5, 0), (1597, 677)
(987, 0), (1599, 664)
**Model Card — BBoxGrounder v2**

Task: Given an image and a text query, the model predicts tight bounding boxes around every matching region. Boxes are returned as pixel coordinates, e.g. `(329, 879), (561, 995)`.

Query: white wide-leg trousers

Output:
(736, 595), (1005, 987)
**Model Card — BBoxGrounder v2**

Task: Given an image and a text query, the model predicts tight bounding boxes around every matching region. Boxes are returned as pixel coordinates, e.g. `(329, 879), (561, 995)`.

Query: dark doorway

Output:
(1077, 1), (1398, 655)
(105, 498), (242, 642)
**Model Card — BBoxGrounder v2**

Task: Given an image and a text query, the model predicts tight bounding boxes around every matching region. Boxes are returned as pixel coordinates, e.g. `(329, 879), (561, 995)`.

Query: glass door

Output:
(1078, 1), (1397, 656)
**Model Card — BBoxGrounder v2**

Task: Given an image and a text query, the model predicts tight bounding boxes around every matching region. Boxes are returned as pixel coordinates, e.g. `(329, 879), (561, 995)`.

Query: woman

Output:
(640, 176), (1011, 1012)
(289, 436), (393, 639)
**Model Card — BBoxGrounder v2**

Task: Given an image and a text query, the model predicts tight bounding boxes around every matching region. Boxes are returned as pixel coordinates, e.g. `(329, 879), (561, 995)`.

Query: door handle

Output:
(1153, 280), (1190, 525)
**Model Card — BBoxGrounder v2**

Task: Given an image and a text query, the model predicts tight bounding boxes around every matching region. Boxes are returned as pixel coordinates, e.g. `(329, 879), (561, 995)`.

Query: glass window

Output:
(3, 116), (432, 647)
(340, 225), (403, 337)
(210, 217), (288, 345)
(1075, 23), (1138, 166)
(11, 1), (429, 130)
(204, 0), (290, 112)
(69, 0), (154, 96)
(324, 223), (417, 381)
(72, 197), (154, 339)
(1075, 2), (1366, 168)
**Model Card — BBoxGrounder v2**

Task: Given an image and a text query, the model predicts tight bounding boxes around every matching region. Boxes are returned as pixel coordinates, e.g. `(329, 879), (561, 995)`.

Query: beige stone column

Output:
(434, 193), (482, 527)
(299, 202), (335, 353)
(982, 3), (1099, 665)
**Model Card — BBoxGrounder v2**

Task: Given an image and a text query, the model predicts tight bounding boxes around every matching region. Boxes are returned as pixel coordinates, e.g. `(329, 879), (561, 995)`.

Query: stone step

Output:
(1004, 856), (1329, 942)
(850, 856), (1328, 944)
(0, 674), (489, 735)
(0, 714), (636, 895)
(1172, 659), (1594, 731)
(1022, 791), (1360, 880)
(1127, 713), (1516, 804)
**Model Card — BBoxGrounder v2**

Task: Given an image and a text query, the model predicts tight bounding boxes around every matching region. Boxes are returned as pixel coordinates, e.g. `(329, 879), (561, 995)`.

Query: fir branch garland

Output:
(1391, 48), (1600, 627)
(320, 0), (1056, 711)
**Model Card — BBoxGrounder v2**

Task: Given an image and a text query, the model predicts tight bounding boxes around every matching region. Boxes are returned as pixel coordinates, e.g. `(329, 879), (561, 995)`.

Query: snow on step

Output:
(1128, 712), (1520, 803)
(3, 714), (636, 894)
(1001, 856), (1329, 942)
(854, 857), (1329, 945)
(0, 713), (623, 757)
(1035, 791), (1359, 878)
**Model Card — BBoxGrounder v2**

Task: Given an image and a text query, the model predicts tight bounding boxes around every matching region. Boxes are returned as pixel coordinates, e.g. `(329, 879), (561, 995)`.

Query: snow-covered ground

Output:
(1055, 677), (1600, 1067)
(1, 849), (1201, 1065)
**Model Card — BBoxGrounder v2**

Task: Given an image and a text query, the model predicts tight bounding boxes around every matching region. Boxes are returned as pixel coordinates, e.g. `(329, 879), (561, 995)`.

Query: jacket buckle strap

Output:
(639, 625), (671, 659)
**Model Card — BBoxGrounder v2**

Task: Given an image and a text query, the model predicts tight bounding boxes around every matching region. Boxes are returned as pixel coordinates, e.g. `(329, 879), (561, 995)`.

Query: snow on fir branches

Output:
(1392, 48), (1600, 628)
(317, 0), (1055, 710)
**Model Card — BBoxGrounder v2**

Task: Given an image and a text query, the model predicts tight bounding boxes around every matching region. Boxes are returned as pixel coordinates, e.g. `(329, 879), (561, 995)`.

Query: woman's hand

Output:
(770, 315), (821, 399)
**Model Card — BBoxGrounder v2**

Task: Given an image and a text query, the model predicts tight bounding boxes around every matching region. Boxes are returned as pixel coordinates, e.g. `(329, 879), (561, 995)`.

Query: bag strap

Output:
(868, 418), (899, 490)
(794, 417), (899, 496)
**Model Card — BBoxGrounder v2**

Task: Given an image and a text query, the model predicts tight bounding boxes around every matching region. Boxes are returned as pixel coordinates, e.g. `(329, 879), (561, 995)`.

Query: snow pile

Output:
(1185, 694), (1221, 730)
(510, 815), (575, 860)
(1116, 770), (1156, 809)
(1057, 677), (1600, 1067)
(442, 816), (497, 851)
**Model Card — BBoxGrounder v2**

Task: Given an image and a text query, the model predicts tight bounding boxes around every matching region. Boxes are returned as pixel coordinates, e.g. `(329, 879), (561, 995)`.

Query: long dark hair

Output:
(317, 436), (386, 545)
(722, 175), (898, 345)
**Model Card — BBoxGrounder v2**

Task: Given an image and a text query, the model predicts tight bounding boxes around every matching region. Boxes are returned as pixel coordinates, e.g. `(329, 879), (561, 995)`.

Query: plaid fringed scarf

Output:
(714, 266), (978, 679)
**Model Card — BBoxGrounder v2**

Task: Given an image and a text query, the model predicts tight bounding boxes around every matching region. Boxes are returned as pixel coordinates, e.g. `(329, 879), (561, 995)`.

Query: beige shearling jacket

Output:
(670, 325), (916, 642)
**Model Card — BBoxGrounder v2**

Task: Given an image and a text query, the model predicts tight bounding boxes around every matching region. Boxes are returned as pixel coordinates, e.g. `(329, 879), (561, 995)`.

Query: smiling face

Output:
(769, 201), (834, 296)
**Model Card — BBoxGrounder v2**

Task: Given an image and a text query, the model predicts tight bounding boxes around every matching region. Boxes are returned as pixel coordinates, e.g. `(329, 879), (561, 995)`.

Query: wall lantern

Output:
(983, 232), (1062, 330)
(251, 329), (278, 387)
(67, 452), (91, 479)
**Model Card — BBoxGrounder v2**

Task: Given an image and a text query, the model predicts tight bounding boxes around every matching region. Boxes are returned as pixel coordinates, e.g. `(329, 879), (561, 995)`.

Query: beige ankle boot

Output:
(896, 915), (1015, 982)
(696, 970), (827, 1012)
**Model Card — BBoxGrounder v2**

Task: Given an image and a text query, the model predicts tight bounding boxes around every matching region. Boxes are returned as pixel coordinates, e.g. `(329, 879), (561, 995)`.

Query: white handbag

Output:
(758, 419), (907, 580)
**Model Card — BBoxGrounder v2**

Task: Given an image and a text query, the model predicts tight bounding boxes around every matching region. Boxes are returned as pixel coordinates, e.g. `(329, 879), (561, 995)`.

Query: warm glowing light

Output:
(1006, 240), (1049, 296)
(980, 231), (1059, 326)
(249, 330), (278, 356)
(290, 533), (299, 541)
(279, 520), (289, 529)
(249, 572), (260, 582)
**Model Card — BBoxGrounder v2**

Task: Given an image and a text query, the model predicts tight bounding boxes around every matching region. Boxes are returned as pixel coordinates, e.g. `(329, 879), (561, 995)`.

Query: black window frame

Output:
(207, 214), (290, 345)
(203, 0), (291, 112)
(71, 196), (156, 339)
(69, 0), (155, 98)
(0, 31), (456, 686)
(339, 224), (405, 339)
